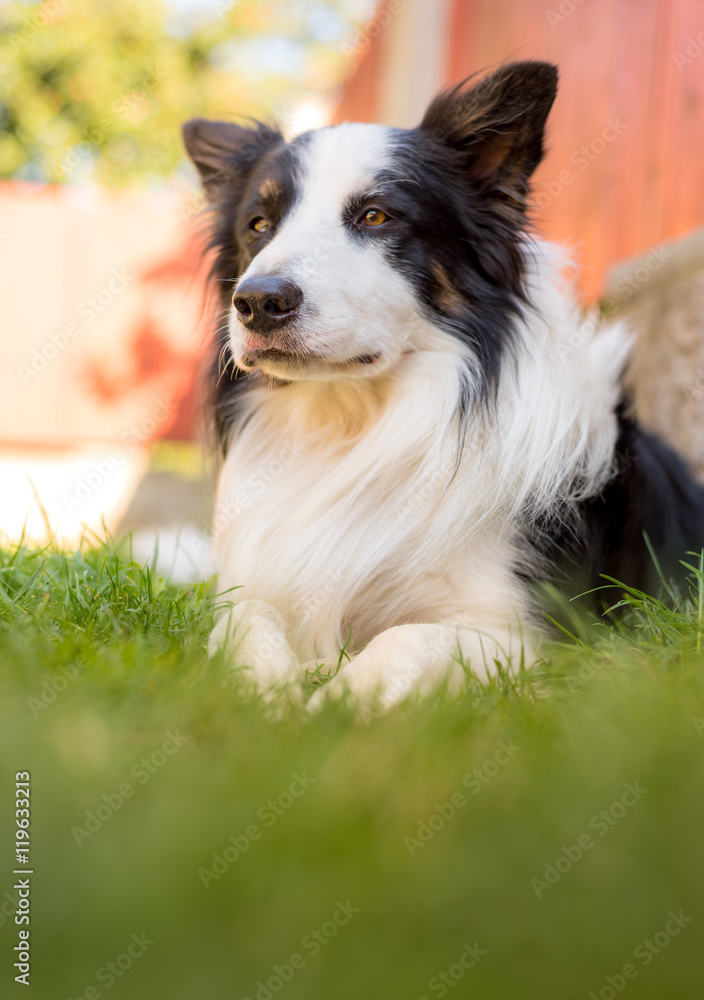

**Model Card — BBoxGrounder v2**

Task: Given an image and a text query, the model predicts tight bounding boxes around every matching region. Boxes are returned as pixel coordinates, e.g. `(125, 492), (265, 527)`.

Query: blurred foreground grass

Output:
(1, 543), (704, 999)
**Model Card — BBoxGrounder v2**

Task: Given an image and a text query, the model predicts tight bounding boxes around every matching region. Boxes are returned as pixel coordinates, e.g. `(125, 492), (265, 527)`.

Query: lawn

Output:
(1, 542), (703, 999)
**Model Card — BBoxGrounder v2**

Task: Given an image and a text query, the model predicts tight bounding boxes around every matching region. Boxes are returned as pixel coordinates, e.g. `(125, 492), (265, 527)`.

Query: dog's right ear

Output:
(421, 62), (557, 200)
(182, 119), (283, 201)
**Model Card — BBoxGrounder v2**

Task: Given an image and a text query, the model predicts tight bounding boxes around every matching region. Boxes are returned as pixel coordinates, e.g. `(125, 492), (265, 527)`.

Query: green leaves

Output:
(0, 0), (356, 185)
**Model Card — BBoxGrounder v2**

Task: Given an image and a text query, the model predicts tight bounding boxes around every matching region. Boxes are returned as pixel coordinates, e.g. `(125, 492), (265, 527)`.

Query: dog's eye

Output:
(250, 217), (270, 234)
(362, 209), (388, 228)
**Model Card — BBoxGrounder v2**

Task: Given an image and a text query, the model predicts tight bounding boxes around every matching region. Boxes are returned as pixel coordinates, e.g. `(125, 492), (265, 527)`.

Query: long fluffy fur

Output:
(183, 62), (704, 704)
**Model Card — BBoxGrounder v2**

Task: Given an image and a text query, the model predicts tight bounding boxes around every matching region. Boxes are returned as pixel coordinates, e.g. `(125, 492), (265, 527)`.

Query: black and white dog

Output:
(183, 61), (704, 707)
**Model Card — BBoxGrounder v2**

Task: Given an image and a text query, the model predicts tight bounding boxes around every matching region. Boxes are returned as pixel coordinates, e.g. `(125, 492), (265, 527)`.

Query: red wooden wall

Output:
(336, 0), (704, 299)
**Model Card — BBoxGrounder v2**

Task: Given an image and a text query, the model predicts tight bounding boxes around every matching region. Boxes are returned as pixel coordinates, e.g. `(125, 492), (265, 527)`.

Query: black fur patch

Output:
(580, 412), (704, 594)
(524, 405), (704, 612)
(182, 119), (311, 449)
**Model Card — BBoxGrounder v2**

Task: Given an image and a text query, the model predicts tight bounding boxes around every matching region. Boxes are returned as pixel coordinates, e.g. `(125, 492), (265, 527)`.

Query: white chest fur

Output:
(212, 344), (526, 662)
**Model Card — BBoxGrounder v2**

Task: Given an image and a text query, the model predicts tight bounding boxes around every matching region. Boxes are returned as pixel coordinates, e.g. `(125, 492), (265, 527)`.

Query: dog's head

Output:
(184, 61), (557, 388)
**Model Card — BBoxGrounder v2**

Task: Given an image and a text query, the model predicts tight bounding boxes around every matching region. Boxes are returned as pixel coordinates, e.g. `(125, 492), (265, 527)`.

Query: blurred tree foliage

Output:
(0, 0), (367, 185)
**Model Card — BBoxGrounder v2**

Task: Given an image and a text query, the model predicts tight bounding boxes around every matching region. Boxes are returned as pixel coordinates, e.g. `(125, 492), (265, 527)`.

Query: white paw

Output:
(308, 622), (530, 715)
(308, 624), (463, 715)
(209, 600), (300, 696)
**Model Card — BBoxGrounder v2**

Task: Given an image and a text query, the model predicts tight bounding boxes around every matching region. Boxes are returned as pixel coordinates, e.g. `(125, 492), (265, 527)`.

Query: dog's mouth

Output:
(240, 348), (382, 372)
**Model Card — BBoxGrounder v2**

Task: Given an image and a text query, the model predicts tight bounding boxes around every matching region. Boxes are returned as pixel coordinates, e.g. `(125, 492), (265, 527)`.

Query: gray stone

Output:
(604, 228), (704, 480)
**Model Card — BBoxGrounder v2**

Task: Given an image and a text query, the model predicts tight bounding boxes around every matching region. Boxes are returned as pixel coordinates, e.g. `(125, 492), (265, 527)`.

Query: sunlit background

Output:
(2, 6), (704, 999)
(2, 0), (704, 577)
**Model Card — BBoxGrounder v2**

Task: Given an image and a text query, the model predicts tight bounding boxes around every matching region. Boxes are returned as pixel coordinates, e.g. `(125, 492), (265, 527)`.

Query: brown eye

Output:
(362, 209), (388, 227)
(250, 217), (270, 233)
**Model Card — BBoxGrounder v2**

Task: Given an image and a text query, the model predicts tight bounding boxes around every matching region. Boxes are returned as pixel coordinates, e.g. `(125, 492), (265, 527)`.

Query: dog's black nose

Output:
(233, 276), (303, 335)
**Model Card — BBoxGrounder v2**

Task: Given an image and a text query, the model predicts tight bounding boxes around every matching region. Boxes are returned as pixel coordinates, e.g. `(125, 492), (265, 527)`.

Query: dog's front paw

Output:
(308, 621), (530, 716)
(209, 600), (300, 697)
(308, 624), (464, 715)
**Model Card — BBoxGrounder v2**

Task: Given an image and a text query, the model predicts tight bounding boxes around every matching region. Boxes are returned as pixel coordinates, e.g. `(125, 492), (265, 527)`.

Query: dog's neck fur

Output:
(212, 242), (630, 662)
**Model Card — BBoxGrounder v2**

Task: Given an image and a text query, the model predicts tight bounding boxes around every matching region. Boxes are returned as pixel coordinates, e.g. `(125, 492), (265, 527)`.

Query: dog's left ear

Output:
(421, 61), (558, 197)
(182, 118), (283, 201)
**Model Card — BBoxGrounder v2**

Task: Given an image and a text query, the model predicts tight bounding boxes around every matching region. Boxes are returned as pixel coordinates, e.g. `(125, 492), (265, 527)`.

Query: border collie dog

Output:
(183, 61), (704, 708)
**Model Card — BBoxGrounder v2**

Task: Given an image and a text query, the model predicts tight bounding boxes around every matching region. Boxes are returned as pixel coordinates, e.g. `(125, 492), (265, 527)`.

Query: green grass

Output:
(1, 542), (704, 999)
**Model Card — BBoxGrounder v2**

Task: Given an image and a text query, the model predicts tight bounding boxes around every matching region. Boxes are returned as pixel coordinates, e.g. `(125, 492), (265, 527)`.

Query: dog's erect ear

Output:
(182, 118), (283, 201)
(421, 61), (558, 196)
